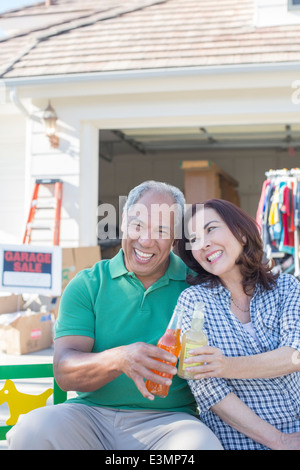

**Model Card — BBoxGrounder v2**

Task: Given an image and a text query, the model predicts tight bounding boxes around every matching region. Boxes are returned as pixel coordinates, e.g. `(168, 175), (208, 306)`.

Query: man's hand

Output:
(119, 342), (178, 400)
(54, 336), (177, 400)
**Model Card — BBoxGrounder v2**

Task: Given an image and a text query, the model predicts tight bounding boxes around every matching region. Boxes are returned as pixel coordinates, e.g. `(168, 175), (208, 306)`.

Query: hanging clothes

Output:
(256, 178), (270, 230)
(257, 169), (300, 279)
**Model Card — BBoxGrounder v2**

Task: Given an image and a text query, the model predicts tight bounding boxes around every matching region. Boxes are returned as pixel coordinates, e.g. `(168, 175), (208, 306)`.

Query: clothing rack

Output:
(265, 168), (300, 177)
(256, 168), (300, 278)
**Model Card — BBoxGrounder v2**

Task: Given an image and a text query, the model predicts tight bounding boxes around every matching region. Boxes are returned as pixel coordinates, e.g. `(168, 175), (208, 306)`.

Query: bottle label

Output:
(181, 342), (203, 371)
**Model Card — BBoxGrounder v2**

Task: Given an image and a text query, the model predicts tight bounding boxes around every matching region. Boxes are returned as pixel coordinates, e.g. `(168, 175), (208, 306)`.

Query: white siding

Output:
(27, 109), (81, 247)
(255, 0), (300, 27)
(0, 113), (26, 244)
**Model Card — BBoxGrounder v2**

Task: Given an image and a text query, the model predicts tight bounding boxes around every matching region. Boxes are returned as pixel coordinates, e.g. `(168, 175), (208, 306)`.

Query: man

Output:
(7, 181), (222, 450)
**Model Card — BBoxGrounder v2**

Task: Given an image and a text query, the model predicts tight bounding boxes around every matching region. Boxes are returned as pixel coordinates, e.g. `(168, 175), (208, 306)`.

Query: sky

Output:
(0, 0), (41, 14)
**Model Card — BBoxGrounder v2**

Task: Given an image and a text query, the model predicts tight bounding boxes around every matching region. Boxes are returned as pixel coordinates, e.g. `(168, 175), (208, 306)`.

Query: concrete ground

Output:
(0, 346), (75, 450)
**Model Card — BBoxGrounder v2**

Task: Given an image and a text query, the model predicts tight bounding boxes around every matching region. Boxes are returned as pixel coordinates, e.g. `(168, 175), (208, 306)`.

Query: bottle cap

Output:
(193, 301), (205, 319)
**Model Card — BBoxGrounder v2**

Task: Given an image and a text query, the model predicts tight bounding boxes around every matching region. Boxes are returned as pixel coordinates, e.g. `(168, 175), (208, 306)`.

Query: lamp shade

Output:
(43, 102), (58, 136)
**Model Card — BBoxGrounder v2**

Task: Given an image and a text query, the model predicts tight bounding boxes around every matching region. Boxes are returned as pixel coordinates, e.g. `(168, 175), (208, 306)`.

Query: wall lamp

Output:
(43, 101), (59, 148)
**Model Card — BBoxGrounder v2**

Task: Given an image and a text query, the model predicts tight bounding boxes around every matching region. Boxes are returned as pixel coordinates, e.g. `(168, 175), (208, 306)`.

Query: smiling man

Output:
(121, 188), (180, 290)
(7, 180), (222, 451)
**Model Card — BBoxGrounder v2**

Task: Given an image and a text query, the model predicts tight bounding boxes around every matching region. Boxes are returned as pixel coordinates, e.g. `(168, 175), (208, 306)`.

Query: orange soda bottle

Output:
(145, 305), (184, 398)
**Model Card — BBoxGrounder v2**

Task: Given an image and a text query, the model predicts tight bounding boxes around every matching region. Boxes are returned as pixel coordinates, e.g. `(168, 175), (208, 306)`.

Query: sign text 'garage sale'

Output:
(0, 244), (62, 295)
(4, 250), (52, 274)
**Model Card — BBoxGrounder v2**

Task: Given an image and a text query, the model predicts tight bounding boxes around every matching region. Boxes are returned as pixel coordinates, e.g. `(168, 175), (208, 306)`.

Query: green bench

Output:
(0, 363), (67, 441)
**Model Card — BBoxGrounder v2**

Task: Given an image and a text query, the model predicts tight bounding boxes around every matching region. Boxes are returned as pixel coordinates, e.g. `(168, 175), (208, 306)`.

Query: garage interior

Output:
(99, 123), (300, 218)
(96, 123), (300, 263)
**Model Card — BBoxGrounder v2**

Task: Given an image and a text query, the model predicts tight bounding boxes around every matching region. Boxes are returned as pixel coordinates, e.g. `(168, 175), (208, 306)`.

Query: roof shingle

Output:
(0, 0), (299, 79)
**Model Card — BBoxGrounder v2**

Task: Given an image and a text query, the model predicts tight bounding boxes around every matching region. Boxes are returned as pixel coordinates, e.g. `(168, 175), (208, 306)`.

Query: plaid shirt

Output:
(177, 273), (300, 450)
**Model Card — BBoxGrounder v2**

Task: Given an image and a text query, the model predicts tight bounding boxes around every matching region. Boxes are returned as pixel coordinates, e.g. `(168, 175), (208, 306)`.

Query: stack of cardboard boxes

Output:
(0, 246), (101, 355)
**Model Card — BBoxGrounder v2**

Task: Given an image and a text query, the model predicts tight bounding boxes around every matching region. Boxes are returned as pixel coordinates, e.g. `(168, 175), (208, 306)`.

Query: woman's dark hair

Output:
(177, 199), (278, 294)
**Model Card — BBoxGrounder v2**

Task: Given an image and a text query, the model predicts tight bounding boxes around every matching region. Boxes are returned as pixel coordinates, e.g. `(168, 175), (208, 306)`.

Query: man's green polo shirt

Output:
(55, 249), (197, 415)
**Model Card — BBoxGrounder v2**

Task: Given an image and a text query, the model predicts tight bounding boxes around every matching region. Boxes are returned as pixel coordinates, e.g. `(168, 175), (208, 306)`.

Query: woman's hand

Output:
(183, 345), (231, 379)
(278, 432), (300, 450)
(212, 393), (300, 449)
(184, 345), (300, 380)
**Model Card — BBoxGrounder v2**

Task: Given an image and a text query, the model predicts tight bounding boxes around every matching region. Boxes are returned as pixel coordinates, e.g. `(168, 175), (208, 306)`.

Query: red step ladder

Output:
(23, 179), (63, 245)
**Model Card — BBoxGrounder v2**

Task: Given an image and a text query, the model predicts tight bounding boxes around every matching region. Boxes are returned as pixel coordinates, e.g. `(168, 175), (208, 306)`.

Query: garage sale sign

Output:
(0, 244), (62, 295)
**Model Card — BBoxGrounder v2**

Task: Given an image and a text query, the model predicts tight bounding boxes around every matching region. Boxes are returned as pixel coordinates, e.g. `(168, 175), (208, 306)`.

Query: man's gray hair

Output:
(123, 180), (185, 236)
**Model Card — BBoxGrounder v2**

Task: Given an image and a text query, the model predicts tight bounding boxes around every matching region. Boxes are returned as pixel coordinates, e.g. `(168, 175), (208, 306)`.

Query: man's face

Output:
(121, 190), (176, 288)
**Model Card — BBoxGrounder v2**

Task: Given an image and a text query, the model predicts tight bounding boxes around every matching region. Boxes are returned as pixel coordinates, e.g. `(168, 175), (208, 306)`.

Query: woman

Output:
(176, 199), (300, 450)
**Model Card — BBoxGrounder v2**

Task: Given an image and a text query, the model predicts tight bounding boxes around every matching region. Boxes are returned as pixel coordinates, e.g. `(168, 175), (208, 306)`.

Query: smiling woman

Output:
(178, 199), (277, 294)
(175, 198), (300, 450)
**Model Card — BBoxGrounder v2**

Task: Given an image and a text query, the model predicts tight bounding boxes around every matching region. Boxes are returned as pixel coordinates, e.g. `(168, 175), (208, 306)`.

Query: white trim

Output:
(2, 62), (300, 89)
(2, 63), (300, 106)
(24, 117), (33, 232)
(79, 121), (99, 246)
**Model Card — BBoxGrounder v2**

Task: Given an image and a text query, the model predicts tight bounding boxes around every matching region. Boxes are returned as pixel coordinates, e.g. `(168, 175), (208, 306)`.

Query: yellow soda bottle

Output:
(177, 302), (207, 379)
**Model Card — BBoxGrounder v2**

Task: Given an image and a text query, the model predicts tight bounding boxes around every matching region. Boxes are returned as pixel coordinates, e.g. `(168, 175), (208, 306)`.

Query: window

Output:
(289, 0), (300, 10)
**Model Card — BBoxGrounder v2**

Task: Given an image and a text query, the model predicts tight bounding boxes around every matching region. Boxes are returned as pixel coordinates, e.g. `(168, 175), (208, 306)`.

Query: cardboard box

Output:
(0, 310), (53, 355)
(62, 246), (101, 291)
(50, 246), (101, 318)
(0, 294), (23, 314)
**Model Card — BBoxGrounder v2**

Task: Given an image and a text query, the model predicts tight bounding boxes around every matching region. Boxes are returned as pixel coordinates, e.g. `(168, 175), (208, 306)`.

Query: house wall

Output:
(255, 0), (300, 27)
(3, 63), (298, 247)
(0, 109), (26, 244)
(27, 103), (81, 247)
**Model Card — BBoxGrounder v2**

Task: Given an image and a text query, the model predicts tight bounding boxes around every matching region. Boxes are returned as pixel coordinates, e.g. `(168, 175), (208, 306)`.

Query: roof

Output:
(1, 0), (300, 79)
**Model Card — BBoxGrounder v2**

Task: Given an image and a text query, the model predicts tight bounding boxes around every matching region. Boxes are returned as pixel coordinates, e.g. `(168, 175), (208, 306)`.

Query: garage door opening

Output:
(99, 124), (300, 214)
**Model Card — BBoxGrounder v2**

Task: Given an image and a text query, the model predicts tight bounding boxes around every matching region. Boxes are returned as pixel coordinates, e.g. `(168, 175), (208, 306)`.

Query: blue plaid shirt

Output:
(177, 273), (300, 450)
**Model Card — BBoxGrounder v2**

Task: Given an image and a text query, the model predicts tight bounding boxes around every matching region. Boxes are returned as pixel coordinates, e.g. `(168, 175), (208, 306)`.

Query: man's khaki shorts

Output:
(7, 403), (223, 450)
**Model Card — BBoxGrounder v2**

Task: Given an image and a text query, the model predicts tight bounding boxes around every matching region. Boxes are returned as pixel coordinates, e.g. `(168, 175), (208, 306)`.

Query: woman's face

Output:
(187, 207), (244, 284)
